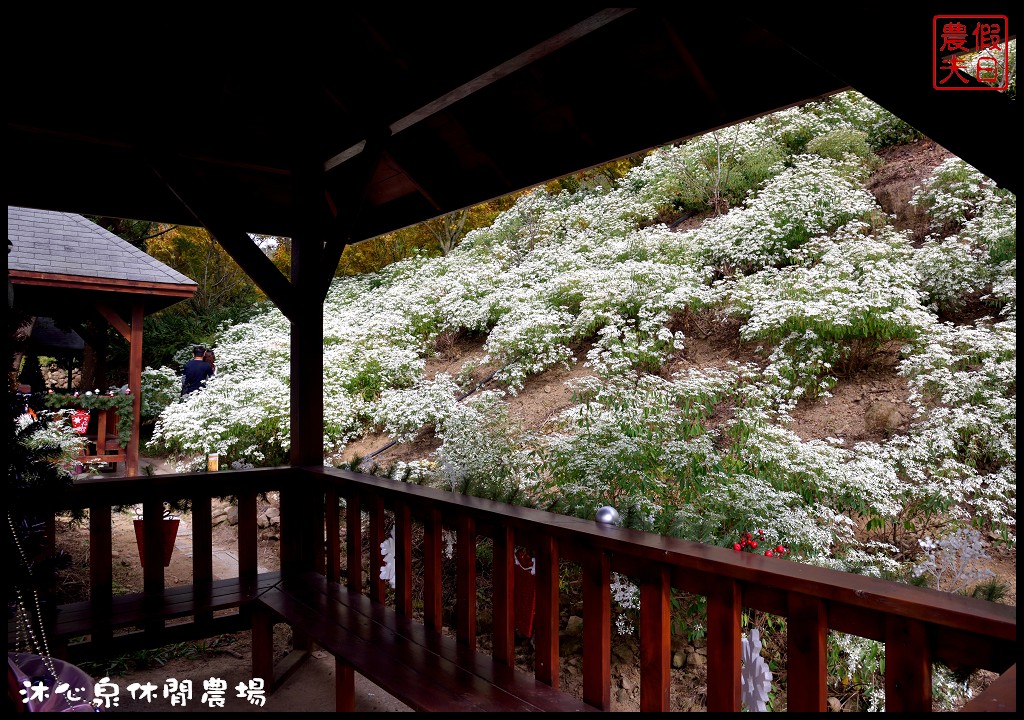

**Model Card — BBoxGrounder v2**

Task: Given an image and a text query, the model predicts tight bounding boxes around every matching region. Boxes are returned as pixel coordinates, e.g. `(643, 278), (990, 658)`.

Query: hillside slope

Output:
(345, 138), (956, 471)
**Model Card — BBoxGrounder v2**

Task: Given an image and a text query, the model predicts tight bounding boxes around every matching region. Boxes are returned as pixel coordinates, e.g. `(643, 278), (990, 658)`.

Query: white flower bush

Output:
(909, 157), (1004, 231)
(912, 235), (991, 313)
(373, 374), (465, 442)
(682, 155), (879, 274)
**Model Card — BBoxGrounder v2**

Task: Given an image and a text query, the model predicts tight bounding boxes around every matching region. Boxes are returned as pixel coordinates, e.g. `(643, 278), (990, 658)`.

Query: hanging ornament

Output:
(740, 628), (774, 712)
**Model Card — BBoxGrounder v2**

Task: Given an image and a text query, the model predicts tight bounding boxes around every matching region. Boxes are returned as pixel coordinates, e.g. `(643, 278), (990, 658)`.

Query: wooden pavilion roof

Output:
(8, 206), (197, 319)
(7, 9), (1016, 286)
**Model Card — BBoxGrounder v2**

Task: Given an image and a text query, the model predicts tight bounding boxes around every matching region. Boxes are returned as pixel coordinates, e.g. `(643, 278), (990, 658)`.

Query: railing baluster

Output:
(191, 495), (213, 625)
(325, 487), (340, 582)
(368, 495), (386, 602)
(706, 579), (741, 712)
(582, 549), (611, 709)
(345, 494), (362, 592)
(885, 616), (932, 712)
(535, 535), (559, 687)
(787, 593), (827, 711)
(237, 489), (257, 581)
(191, 495), (213, 585)
(456, 515), (477, 647)
(492, 526), (515, 666)
(639, 566), (671, 712)
(422, 507), (443, 631)
(88, 503), (113, 648)
(141, 496), (165, 636)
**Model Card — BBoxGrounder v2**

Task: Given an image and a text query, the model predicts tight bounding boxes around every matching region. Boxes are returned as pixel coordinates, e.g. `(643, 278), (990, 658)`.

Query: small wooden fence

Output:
(12, 466), (1016, 712)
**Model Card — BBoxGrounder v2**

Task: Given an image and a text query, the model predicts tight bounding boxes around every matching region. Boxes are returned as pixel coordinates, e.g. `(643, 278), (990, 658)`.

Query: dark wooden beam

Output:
(317, 133), (390, 300)
(205, 224), (298, 321)
(95, 304), (131, 341)
(142, 154), (298, 319)
(323, 8), (636, 172)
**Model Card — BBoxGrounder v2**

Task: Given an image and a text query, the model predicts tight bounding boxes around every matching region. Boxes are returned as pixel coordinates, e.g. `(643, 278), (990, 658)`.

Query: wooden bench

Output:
(10, 573), (281, 664)
(252, 572), (601, 712)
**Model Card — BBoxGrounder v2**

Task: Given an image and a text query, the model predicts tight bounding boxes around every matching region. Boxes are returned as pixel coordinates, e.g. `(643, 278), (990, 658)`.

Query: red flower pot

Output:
(133, 518), (180, 567)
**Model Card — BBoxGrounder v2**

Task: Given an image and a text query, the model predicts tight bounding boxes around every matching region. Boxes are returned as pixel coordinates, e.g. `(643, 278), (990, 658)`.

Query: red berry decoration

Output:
(733, 543), (742, 551)
(750, 541), (758, 549)
(765, 550), (773, 557)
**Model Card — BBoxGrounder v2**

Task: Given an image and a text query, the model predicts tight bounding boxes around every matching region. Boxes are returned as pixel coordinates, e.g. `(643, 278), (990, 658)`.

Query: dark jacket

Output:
(181, 358), (214, 396)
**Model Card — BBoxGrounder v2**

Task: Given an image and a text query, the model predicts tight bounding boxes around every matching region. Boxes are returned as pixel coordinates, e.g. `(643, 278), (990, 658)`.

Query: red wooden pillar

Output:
(127, 302), (143, 476)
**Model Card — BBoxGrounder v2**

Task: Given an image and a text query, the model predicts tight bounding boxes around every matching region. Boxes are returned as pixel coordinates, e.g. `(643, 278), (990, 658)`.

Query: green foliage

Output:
(806, 127), (879, 169)
(826, 632), (886, 711)
(864, 109), (925, 151)
(655, 128), (785, 216)
(344, 358), (385, 402)
(45, 391), (135, 447)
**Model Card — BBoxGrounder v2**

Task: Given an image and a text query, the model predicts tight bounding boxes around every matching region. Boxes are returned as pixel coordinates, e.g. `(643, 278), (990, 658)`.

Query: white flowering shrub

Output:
(912, 235), (991, 313)
(805, 127), (877, 167)
(909, 158), (1004, 232)
(641, 123), (786, 214)
(433, 391), (535, 503)
(610, 572), (641, 636)
(728, 224), (934, 380)
(584, 311), (684, 377)
(962, 192), (1016, 264)
(140, 366), (180, 421)
(684, 155), (879, 274)
(483, 301), (575, 393)
(536, 370), (735, 535)
(372, 374), (464, 442)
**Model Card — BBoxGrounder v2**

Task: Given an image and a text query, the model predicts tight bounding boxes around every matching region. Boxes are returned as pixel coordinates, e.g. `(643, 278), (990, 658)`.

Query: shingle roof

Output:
(7, 206), (196, 287)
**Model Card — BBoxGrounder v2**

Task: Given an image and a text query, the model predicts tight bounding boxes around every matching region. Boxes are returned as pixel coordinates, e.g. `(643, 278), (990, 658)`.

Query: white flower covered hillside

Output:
(145, 90), (1014, 599)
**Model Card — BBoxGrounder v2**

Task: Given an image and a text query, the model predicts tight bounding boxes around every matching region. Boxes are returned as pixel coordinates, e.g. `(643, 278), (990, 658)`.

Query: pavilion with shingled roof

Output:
(7, 205), (198, 475)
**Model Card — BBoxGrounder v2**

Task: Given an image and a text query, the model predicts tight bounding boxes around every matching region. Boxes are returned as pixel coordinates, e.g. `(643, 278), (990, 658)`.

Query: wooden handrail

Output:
(304, 466), (1016, 712)
(17, 465), (1016, 712)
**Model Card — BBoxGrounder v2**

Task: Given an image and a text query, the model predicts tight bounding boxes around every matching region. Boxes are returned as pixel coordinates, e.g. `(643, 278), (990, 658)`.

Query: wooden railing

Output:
(13, 466), (1016, 712)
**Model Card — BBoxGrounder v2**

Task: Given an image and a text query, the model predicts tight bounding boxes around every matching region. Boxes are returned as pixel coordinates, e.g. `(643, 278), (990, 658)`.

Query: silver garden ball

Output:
(595, 506), (620, 525)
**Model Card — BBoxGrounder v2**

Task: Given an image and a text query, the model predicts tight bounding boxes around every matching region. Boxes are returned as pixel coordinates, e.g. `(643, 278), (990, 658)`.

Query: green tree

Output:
(105, 225), (262, 370)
